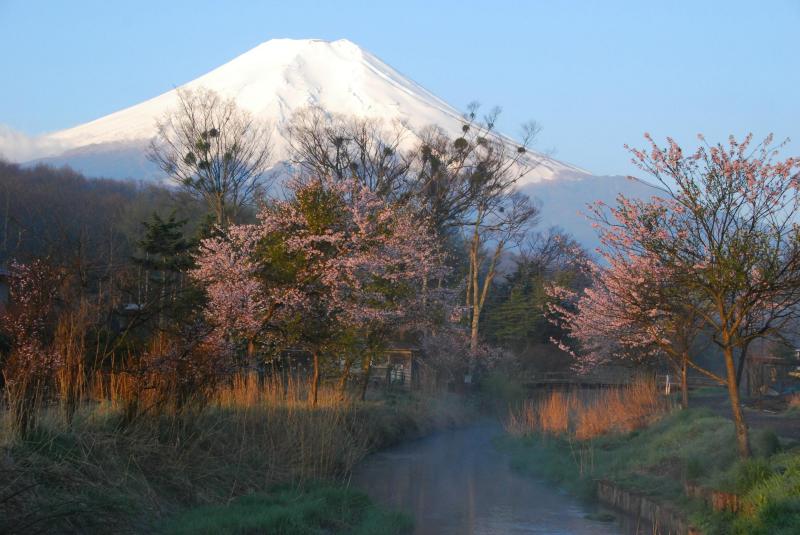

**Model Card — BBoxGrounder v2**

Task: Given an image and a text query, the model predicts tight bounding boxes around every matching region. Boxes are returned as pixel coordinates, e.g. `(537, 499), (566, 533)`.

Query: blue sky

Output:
(1, 0), (798, 176)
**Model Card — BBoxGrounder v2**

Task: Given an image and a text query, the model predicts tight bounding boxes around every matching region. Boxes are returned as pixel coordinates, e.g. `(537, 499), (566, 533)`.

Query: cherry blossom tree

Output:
(581, 133), (800, 458)
(0, 261), (62, 433)
(284, 105), (543, 373)
(193, 174), (445, 405)
(546, 252), (707, 409)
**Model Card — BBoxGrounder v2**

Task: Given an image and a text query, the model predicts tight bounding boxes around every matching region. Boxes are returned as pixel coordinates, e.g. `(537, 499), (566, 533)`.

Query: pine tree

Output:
(132, 212), (198, 329)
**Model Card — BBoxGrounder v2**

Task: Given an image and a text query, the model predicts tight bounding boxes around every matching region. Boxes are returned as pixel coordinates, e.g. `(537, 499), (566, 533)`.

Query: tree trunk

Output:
(470, 307), (481, 355)
(215, 193), (226, 227)
(469, 224), (481, 356)
(338, 357), (353, 401)
(723, 345), (751, 458)
(735, 343), (750, 389)
(680, 353), (689, 410)
(310, 351), (320, 407)
(360, 354), (372, 402)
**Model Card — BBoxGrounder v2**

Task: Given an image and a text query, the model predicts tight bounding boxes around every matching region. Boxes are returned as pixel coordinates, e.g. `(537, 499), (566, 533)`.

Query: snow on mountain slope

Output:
(9, 38), (650, 247)
(520, 175), (658, 249)
(31, 38), (587, 184)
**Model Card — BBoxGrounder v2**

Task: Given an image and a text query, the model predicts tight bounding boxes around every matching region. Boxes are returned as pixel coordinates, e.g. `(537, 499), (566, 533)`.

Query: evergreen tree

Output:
(132, 212), (199, 329)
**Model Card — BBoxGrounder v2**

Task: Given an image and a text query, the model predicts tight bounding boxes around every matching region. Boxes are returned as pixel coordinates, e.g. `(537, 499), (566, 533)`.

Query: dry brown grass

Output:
(506, 377), (670, 440)
(0, 370), (470, 533)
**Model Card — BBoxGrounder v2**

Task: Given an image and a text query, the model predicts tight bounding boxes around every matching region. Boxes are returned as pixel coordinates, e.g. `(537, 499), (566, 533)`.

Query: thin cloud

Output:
(0, 124), (67, 162)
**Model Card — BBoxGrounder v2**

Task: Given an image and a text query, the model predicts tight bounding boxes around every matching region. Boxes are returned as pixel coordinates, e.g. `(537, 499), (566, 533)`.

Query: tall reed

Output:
(506, 377), (669, 440)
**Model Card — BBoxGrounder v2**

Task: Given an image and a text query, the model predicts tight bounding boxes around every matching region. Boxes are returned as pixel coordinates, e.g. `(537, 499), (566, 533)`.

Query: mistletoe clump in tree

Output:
(149, 88), (273, 227)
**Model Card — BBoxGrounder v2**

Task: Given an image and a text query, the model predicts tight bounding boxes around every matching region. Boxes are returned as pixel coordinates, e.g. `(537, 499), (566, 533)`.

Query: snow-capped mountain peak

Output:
(32, 38), (587, 184)
(5, 38), (653, 248)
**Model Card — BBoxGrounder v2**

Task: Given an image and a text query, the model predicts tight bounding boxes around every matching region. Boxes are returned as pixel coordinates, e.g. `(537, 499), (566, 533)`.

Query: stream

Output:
(351, 423), (624, 535)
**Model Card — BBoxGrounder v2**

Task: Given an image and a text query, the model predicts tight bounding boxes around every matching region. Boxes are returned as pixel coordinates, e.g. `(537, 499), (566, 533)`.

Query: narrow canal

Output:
(351, 423), (623, 535)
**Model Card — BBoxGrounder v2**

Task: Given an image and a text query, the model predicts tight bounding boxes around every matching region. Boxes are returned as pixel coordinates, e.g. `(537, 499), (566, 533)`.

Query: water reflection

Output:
(351, 423), (623, 535)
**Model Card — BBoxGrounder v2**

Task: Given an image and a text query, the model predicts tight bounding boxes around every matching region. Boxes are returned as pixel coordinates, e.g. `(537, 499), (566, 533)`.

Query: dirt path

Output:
(691, 392), (800, 440)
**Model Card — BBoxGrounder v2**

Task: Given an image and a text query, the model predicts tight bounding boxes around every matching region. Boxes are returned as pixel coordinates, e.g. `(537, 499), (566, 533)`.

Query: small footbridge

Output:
(523, 371), (718, 391)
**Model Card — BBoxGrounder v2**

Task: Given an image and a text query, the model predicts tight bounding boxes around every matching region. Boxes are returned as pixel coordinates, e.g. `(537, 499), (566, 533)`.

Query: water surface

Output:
(351, 423), (623, 535)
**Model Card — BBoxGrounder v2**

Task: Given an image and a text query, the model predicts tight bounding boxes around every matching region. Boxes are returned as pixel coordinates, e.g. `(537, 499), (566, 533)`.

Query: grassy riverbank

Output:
(1, 376), (474, 534)
(160, 483), (412, 535)
(501, 389), (800, 534)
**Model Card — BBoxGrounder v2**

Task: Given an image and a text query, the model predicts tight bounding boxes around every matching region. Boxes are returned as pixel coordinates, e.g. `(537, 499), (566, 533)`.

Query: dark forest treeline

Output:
(0, 160), (209, 273)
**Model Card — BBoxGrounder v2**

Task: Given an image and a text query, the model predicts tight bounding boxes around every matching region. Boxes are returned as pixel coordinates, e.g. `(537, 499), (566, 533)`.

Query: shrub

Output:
(734, 459), (773, 494)
(753, 429), (782, 458)
(480, 371), (525, 411)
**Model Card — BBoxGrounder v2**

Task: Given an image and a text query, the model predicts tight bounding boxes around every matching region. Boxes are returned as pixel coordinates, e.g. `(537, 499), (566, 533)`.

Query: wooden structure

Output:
(744, 354), (800, 396)
(262, 346), (421, 391)
(524, 371), (632, 389)
(368, 347), (419, 390)
(523, 370), (718, 391)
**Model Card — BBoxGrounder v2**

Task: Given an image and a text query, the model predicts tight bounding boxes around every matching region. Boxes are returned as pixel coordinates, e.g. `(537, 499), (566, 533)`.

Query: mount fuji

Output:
(7, 38), (653, 247)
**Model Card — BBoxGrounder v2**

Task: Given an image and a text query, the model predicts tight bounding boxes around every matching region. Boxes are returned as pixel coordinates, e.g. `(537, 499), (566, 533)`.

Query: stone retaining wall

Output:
(596, 480), (702, 535)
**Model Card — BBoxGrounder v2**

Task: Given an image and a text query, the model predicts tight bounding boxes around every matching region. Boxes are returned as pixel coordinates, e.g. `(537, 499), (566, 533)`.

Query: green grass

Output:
(730, 452), (800, 535)
(160, 483), (412, 535)
(689, 386), (727, 398)
(500, 409), (737, 500)
(1, 391), (474, 533)
(499, 408), (800, 534)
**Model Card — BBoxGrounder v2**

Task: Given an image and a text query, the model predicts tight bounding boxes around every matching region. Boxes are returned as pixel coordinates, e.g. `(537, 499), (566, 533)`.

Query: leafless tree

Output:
(517, 228), (591, 278)
(466, 191), (538, 355)
(149, 88), (273, 226)
(407, 103), (541, 231)
(404, 104), (542, 355)
(284, 106), (411, 201)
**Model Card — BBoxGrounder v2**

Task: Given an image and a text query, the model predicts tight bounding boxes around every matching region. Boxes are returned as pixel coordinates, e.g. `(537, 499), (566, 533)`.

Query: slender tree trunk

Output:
(723, 344), (751, 458)
(338, 357), (353, 401)
(310, 351), (320, 407)
(215, 193), (226, 227)
(680, 353), (689, 410)
(469, 225), (480, 355)
(468, 223), (503, 358)
(470, 306), (481, 356)
(360, 354), (372, 402)
(735, 342), (750, 389)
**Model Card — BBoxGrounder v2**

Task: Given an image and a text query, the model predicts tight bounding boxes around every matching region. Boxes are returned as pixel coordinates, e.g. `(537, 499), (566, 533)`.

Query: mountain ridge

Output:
(3, 38), (652, 247)
(28, 38), (589, 183)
